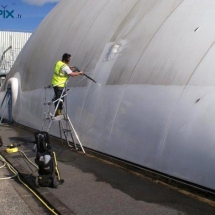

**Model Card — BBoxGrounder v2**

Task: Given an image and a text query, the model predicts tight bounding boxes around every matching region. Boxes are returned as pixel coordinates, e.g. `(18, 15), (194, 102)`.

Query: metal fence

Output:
(0, 31), (32, 80)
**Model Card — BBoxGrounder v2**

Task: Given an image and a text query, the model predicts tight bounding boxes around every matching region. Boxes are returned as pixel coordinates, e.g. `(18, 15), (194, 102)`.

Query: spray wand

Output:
(74, 67), (98, 84)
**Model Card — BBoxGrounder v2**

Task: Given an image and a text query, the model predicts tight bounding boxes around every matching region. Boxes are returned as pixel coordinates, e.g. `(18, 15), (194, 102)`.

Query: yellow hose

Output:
(0, 153), (59, 215)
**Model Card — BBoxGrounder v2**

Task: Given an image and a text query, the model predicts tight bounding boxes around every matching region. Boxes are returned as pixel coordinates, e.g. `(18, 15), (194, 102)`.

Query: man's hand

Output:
(70, 66), (75, 71)
(79, 71), (84, 75)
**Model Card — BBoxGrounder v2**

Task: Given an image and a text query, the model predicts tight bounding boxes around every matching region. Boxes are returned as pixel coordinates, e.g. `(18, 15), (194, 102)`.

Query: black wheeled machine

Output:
(34, 131), (64, 188)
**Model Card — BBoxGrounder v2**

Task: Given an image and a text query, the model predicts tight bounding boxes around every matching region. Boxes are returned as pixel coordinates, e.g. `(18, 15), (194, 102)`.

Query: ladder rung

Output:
(52, 115), (65, 121)
(63, 129), (72, 132)
(45, 116), (52, 119)
(44, 101), (52, 105)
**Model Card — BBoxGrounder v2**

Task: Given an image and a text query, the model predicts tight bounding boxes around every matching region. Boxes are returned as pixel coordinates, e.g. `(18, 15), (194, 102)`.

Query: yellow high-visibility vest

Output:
(52, 61), (69, 87)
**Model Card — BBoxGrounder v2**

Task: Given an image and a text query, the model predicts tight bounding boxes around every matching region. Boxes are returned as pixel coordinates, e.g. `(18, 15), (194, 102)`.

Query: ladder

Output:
(39, 85), (85, 154)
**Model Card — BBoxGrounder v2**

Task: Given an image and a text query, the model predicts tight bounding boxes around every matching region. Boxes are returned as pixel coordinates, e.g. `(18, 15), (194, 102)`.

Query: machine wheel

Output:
(35, 176), (39, 188)
(53, 175), (59, 188)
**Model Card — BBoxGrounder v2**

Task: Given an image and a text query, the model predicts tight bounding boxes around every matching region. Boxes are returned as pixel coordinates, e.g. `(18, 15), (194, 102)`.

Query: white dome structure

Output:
(2, 0), (215, 190)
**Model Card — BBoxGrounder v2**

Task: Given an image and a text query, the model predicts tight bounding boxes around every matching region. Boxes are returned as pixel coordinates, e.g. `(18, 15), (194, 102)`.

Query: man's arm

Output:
(63, 65), (83, 77)
(69, 66), (83, 77)
(70, 71), (83, 77)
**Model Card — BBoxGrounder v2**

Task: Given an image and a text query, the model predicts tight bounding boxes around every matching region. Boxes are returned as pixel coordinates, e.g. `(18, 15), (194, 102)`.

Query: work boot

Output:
(55, 109), (62, 116)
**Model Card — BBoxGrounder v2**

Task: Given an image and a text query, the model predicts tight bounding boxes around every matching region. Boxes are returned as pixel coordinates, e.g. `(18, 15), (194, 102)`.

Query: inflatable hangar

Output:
(2, 0), (215, 191)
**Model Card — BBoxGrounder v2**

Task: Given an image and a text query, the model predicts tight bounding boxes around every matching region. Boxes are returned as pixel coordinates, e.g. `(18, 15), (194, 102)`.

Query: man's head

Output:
(62, 53), (71, 64)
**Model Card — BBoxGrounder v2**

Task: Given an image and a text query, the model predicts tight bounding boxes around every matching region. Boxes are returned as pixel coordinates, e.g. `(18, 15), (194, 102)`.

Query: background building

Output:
(0, 31), (32, 85)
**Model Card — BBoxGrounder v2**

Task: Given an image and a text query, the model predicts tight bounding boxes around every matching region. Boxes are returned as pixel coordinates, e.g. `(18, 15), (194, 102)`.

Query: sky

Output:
(0, 0), (61, 32)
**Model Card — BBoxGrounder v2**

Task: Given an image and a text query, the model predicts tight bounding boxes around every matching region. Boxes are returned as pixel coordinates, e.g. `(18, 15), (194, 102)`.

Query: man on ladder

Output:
(52, 53), (83, 116)
(33, 53), (86, 160)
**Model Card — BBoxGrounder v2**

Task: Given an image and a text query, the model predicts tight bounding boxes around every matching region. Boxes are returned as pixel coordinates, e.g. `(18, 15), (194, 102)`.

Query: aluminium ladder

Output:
(38, 85), (85, 154)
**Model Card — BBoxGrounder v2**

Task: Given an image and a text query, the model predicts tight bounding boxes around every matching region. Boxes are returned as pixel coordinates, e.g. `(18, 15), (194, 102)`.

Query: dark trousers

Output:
(53, 86), (65, 110)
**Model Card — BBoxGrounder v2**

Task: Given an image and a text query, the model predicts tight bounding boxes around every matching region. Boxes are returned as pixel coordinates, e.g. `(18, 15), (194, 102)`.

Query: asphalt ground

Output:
(0, 123), (215, 215)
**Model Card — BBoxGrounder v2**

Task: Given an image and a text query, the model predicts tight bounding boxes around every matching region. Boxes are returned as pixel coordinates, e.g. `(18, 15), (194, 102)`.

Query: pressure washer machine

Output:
(34, 131), (63, 188)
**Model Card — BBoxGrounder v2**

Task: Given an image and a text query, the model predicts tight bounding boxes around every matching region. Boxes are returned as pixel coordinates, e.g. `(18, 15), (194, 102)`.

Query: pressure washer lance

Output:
(74, 67), (98, 84)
